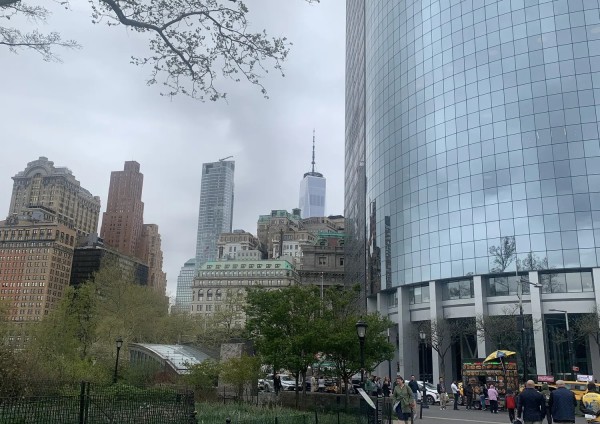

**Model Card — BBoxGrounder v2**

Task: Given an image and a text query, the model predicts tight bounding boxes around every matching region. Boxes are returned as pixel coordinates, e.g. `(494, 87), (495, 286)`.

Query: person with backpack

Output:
(505, 389), (516, 423)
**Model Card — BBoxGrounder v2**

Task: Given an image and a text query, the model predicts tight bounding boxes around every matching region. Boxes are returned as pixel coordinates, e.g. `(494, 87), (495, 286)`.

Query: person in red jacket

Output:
(505, 389), (516, 423)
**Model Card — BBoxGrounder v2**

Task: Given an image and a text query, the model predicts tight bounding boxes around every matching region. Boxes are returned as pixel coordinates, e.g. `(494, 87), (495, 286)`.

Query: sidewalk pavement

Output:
(406, 406), (508, 424)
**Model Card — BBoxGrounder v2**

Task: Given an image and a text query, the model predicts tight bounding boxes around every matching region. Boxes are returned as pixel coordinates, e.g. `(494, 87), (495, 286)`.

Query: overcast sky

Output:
(0, 1), (345, 296)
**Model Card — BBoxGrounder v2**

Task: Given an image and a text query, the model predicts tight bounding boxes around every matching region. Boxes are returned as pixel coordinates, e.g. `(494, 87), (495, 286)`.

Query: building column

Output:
(429, 280), (444, 383)
(397, 285), (416, 379)
(529, 271), (547, 376)
(591, 268), (600, 375)
(473, 275), (488, 358)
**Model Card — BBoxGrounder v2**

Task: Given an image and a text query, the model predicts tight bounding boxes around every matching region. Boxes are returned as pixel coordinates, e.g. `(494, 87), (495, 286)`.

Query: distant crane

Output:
(219, 156), (233, 161)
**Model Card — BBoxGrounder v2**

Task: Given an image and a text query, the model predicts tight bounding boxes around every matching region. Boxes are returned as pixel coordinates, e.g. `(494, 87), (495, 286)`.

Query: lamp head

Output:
(116, 337), (123, 349)
(356, 319), (368, 340)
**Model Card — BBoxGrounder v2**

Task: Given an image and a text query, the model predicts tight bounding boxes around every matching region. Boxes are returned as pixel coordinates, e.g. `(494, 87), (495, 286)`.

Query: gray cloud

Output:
(0, 1), (345, 296)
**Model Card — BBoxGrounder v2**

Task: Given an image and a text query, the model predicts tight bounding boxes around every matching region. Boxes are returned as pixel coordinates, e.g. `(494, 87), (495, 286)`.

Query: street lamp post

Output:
(550, 309), (575, 380)
(387, 328), (393, 382)
(356, 319), (368, 387)
(419, 330), (427, 418)
(516, 277), (541, 383)
(113, 337), (123, 384)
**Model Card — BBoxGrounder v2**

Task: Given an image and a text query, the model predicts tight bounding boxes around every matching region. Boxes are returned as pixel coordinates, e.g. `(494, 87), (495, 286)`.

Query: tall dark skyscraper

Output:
(100, 161), (167, 294)
(299, 131), (326, 218)
(346, 0), (600, 382)
(101, 161), (144, 258)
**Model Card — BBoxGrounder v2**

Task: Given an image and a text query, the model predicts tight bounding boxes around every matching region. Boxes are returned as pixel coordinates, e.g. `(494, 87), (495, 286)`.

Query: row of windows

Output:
(199, 270), (292, 277)
(407, 270), (595, 304)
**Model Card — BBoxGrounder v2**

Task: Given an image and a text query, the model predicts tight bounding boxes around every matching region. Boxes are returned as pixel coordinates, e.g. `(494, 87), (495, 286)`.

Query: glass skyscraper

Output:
(299, 131), (326, 218)
(347, 0), (600, 382)
(174, 258), (196, 313)
(195, 160), (235, 267)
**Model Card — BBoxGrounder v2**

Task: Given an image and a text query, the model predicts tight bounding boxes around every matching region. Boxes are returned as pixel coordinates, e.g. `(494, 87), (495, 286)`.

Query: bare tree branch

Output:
(0, 1), (80, 62)
(1, 0), (313, 100)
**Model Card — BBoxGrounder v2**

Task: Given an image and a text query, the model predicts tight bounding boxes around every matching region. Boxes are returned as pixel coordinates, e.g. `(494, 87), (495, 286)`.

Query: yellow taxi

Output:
(562, 380), (589, 402)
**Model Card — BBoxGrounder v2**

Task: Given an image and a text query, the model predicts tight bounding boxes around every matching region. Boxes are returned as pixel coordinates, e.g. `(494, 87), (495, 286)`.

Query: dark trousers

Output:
(508, 408), (515, 422)
(453, 394), (459, 409)
(466, 395), (472, 409)
(489, 400), (498, 413)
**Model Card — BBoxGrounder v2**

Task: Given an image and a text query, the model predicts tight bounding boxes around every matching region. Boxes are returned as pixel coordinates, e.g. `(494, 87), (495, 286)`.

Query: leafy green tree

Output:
(320, 285), (393, 398)
(183, 359), (221, 401)
(23, 257), (170, 382)
(1, 0), (317, 100)
(245, 284), (324, 404)
(220, 354), (260, 399)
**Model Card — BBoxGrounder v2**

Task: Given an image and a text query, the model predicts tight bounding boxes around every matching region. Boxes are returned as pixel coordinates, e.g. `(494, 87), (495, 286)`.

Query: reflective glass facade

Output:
(299, 174), (326, 218)
(345, 0), (368, 304)
(195, 161), (235, 267)
(357, 0), (600, 288)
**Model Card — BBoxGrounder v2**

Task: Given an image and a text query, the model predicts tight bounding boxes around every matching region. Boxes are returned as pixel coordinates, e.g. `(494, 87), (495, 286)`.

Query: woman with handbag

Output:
(393, 376), (416, 423)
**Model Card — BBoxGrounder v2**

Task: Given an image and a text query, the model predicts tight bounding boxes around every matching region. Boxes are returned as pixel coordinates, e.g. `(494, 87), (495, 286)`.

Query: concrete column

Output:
(529, 271), (547, 376)
(593, 268), (600, 307)
(429, 280), (444, 383)
(591, 268), (600, 375)
(397, 285), (417, 379)
(473, 275), (488, 358)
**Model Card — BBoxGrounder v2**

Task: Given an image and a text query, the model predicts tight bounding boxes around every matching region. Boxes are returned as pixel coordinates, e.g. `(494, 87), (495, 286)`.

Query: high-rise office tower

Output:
(9, 156), (101, 237)
(100, 161), (166, 294)
(347, 0), (600, 381)
(138, 224), (167, 294)
(100, 161), (144, 258)
(195, 160), (235, 267)
(174, 258), (196, 313)
(299, 131), (326, 218)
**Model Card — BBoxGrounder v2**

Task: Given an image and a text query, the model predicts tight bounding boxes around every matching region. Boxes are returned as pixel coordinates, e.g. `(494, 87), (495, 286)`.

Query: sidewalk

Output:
(408, 407), (508, 424)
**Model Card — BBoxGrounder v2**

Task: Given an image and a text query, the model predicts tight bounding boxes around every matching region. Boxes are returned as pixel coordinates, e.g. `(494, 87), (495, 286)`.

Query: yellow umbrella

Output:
(483, 350), (516, 363)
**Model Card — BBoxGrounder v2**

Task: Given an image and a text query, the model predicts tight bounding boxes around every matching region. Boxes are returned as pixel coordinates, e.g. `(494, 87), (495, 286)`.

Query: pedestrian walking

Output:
(273, 373), (282, 395)
(451, 380), (460, 410)
(487, 384), (499, 414)
(408, 375), (419, 404)
(505, 389), (516, 423)
(580, 382), (600, 423)
(437, 377), (448, 410)
(516, 380), (546, 424)
(393, 376), (416, 424)
(548, 380), (576, 423)
(317, 376), (325, 392)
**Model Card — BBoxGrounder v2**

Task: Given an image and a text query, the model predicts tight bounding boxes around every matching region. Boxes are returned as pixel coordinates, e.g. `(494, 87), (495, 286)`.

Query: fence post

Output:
(79, 381), (86, 424)
(314, 409), (318, 424)
(226, 419), (231, 424)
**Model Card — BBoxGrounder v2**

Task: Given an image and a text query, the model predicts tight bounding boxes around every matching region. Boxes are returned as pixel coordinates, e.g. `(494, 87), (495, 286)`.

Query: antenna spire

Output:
(311, 129), (316, 173)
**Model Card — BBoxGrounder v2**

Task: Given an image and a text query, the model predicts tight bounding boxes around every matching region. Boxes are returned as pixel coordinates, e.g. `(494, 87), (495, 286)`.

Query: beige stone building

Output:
(189, 259), (298, 322)
(217, 230), (263, 260)
(9, 157), (101, 238)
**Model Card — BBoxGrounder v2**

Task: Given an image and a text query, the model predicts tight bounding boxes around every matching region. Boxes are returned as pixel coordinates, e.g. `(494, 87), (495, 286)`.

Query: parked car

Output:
(279, 374), (300, 391)
(417, 381), (440, 405)
(258, 377), (273, 392)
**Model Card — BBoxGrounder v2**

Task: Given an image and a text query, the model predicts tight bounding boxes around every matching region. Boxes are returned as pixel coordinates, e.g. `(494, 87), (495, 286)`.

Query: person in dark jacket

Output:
(408, 375), (419, 403)
(517, 380), (547, 424)
(548, 380), (577, 423)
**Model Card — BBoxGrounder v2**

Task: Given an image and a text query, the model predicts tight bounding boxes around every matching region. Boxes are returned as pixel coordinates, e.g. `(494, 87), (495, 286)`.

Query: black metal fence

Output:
(0, 381), (196, 424)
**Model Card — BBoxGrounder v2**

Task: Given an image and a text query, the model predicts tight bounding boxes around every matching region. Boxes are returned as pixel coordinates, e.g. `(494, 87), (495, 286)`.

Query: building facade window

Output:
(487, 275), (531, 297)
(442, 279), (474, 301)
(409, 284), (430, 305)
(541, 271), (594, 294)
